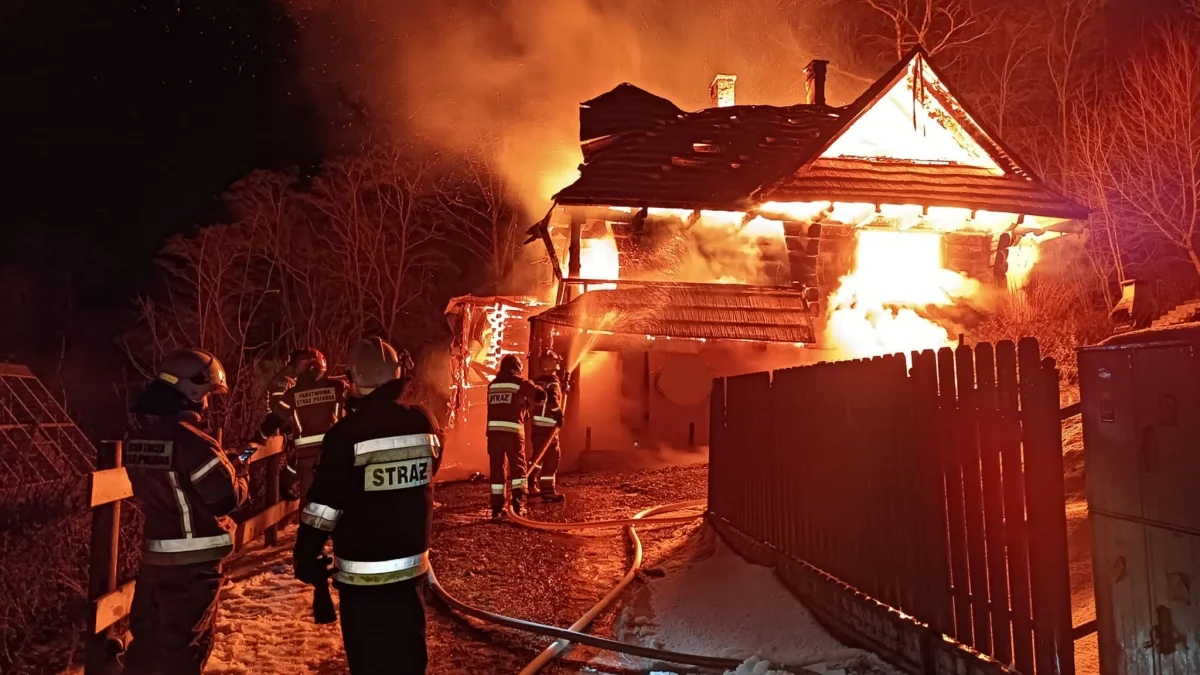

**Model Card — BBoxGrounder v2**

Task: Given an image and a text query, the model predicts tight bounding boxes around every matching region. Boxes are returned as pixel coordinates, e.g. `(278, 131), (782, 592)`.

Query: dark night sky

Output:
(0, 0), (323, 308)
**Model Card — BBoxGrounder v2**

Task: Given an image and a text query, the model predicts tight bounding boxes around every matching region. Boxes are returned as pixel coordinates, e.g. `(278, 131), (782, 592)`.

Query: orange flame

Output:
(826, 229), (979, 359)
(578, 235), (620, 290)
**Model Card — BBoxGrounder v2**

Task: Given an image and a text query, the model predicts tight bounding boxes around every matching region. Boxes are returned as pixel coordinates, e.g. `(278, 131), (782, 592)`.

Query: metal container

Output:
(1078, 324), (1200, 675)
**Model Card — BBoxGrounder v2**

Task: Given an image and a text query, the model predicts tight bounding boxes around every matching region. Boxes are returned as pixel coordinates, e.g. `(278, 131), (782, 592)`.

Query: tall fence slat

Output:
(1019, 339), (1075, 675)
(910, 349), (954, 634)
(937, 347), (973, 644)
(707, 337), (1073, 675)
(956, 345), (992, 654)
(975, 344), (1014, 665)
(997, 340), (1036, 675)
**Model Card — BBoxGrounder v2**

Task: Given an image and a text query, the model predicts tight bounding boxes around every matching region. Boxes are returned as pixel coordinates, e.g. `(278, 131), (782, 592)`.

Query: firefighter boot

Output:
(490, 484), (505, 520)
(539, 476), (565, 503)
(526, 466), (543, 498)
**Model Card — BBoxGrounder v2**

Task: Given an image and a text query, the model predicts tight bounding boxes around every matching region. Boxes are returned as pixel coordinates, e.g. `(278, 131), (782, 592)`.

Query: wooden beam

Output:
(94, 581), (136, 633)
(235, 499), (300, 550)
(90, 467), (132, 507)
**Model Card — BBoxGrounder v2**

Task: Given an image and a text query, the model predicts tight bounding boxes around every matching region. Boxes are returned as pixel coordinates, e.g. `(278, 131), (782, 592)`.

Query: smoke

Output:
(285, 0), (857, 217)
(674, 220), (778, 284)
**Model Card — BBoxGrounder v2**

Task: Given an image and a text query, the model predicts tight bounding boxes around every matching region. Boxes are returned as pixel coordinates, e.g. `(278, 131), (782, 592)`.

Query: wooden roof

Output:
(554, 47), (1087, 220)
(530, 282), (816, 344)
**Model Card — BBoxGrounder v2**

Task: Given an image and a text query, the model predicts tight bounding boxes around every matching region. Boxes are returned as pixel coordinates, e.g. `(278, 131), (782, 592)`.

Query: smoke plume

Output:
(286, 0), (858, 217)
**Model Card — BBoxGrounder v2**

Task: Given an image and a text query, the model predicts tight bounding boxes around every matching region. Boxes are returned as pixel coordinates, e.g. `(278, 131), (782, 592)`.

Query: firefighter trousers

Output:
(123, 560), (224, 675)
(338, 577), (427, 674)
(528, 429), (561, 493)
(294, 441), (323, 501)
(487, 430), (527, 511)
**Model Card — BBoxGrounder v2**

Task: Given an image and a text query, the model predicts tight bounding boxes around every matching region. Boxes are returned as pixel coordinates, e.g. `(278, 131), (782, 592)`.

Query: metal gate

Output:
(1079, 326), (1200, 675)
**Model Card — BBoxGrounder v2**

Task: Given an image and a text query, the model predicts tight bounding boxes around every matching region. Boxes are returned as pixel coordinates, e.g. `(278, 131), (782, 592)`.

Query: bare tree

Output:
(124, 142), (526, 439)
(863, 0), (999, 65)
(1081, 26), (1200, 285)
(1044, 0), (1108, 164)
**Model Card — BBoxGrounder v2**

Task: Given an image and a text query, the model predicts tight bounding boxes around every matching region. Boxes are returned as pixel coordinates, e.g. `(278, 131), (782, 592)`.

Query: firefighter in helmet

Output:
(259, 348), (347, 501)
(485, 354), (543, 518)
(528, 349), (567, 502)
(294, 337), (442, 674)
(122, 348), (250, 675)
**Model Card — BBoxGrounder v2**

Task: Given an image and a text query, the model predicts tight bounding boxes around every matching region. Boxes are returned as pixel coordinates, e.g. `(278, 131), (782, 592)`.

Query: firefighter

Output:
(122, 348), (250, 675)
(293, 337), (441, 675)
(257, 348), (342, 500)
(486, 354), (542, 518)
(276, 349), (347, 501)
(528, 349), (567, 502)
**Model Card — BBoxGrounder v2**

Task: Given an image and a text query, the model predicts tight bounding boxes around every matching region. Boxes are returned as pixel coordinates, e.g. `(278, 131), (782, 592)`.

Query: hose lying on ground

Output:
(427, 500), (751, 671)
(428, 498), (825, 674)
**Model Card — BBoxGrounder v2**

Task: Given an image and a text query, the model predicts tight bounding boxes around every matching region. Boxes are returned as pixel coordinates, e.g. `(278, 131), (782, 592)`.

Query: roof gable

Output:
(820, 56), (1002, 172)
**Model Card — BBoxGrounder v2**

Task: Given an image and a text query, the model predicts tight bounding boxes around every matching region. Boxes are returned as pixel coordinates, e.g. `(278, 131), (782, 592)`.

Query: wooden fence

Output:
(709, 338), (1075, 675)
(85, 436), (298, 674)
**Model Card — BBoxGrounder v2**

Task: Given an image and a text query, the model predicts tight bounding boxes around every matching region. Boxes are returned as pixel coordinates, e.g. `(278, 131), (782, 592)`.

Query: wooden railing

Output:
(708, 338), (1075, 675)
(85, 436), (297, 674)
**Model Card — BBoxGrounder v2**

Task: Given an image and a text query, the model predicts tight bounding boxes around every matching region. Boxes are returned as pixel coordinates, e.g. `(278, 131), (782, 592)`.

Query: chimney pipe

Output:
(804, 60), (829, 106)
(710, 74), (737, 108)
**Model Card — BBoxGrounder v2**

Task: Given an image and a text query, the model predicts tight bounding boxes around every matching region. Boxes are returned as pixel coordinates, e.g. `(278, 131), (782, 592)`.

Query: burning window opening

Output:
(826, 229), (979, 360)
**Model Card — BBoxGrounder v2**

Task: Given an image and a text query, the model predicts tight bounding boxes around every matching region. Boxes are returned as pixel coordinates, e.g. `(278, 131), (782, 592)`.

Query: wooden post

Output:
(568, 211), (583, 301)
(264, 452), (281, 547)
(86, 441), (123, 675)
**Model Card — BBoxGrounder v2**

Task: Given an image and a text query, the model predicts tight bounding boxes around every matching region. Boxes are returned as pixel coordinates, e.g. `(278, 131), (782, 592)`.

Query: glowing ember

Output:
(826, 229), (979, 359)
(578, 235), (620, 290)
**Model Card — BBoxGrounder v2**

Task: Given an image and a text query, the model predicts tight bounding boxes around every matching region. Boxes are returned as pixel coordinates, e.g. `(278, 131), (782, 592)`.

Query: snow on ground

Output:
(206, 531), (347, 675)
(613, 526), (900, 675)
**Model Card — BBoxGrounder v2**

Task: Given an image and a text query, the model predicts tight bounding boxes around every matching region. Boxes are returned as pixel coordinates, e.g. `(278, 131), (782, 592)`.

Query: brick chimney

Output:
(804, 60), (829, 106)
(710, 74), (737, 108)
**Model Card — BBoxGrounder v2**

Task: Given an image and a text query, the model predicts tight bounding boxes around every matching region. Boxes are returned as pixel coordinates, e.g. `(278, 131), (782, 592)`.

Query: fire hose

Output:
(427, 500), (824, 674)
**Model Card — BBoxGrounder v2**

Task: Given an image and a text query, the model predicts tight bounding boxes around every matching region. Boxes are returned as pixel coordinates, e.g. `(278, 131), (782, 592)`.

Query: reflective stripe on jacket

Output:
(126, 412), (248, 565)
(485, 372), (542, 436)
(302, 377), (442, 585)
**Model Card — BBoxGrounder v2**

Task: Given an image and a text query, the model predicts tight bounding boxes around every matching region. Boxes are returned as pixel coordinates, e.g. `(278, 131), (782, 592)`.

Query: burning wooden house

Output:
(446, 47), (1087, 470)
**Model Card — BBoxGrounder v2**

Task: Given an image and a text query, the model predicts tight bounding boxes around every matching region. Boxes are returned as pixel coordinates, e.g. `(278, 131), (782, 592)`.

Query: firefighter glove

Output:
(293, 524), (333, 584)
(280, 465), (302, 500)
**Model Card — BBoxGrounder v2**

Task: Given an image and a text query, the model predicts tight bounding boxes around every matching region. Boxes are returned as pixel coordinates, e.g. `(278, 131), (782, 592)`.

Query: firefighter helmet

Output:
(157, 348), (229, 403)
(347, 337), (402, 391)
(288, 348), (327, 378)
(498, 354), (523, 377)
(537, 349), (561, 374)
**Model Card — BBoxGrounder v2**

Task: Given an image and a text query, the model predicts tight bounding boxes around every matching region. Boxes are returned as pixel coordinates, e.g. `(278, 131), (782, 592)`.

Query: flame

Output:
(826, 229), (979, 359)
(1006, 231), (1063, 291)
(648, 207), (695, 220)
(578, 235), (620, 290)
(740, 216), (785, 238)
(755, 201), (1028, 235)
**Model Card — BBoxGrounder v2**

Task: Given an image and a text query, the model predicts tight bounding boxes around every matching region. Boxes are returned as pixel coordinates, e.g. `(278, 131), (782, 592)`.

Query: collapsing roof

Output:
(531, 282), (816, 345)
(554, 47), (1088, 221)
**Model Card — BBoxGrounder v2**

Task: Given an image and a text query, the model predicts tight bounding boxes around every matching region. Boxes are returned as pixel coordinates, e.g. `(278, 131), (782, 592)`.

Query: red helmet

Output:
(289, 348), (327, 378)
